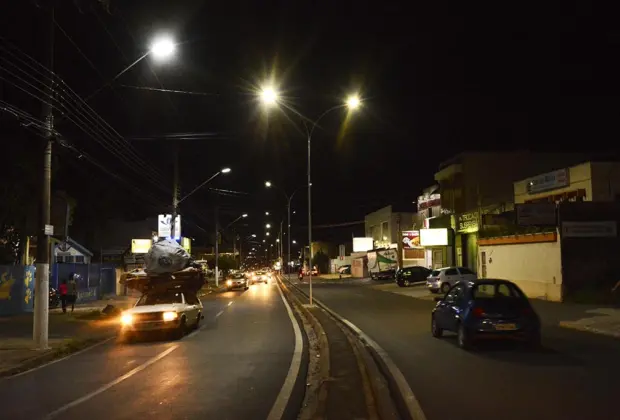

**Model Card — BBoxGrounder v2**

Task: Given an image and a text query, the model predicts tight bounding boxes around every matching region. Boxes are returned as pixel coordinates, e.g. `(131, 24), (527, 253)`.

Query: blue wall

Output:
(0, 263), (118, 316)
(0, 266), (35, 316)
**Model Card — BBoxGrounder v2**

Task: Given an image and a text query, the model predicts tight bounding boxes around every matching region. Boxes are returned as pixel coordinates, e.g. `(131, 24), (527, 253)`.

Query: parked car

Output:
(426, 266), (477, 293)
(371, 269), (396, 281)
(431, 279), (541, 350)
(226, 273), (249, 291)
(120, 289), (203, 340)
(338, 265), (351, 274)
(396, 266), (432, 287)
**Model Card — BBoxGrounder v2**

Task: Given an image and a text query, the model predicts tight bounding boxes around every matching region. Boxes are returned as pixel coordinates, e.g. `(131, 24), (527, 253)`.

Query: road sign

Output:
(158, 214), (181, 239)
(44, 224), (54, 236)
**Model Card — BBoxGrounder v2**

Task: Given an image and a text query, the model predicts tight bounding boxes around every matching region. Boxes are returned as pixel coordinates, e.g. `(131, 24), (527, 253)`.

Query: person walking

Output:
(58, 279), (68, 313)
(67, 273), (78, 313)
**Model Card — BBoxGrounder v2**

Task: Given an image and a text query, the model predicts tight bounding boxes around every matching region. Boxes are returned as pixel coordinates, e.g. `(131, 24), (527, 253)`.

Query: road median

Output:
(279, 275), (403, 420)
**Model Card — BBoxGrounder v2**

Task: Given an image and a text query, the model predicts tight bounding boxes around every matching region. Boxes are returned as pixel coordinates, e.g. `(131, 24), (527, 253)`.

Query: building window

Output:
(381, 221), (389, 240)
(75, 255), (85, 264)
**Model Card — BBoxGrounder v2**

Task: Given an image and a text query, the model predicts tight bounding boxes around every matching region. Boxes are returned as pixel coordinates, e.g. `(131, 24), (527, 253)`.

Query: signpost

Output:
(158, 214), (181, 239)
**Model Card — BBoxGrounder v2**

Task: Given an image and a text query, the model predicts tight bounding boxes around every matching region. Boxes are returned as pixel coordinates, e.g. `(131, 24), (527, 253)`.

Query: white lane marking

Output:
(5, 336), (115, 381)
(227, 301), (233, 306)
(267, 279), (303, 420)
(187, 307), (228, 338)
(44, 345), (179, 419)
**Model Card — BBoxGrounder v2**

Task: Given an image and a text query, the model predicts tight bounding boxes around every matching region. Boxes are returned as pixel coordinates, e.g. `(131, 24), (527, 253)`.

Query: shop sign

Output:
(526, 168), (569, 194)
(420, 228), (449, 246)
(516, 203), (557, 226)
(457, 212), (479, 233)
(561, 221), (617, 238)
(401, 231), (420, 248)
(418, 193), (441, 210)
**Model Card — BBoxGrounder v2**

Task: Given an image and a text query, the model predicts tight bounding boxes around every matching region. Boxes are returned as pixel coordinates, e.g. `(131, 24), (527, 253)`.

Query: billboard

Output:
(353, 237), (374, 252)
(420, 228), (448, 246)
(158, 214), (181, 239)
(401, 230), (420, 249)
(131, 239), (152, 254)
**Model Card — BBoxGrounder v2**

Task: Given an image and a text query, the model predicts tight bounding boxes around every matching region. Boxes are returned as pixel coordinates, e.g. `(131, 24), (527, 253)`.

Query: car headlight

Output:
(163, 311), (178, 322)
(120, 313), (133, 326)
(226, 280), (233, 286)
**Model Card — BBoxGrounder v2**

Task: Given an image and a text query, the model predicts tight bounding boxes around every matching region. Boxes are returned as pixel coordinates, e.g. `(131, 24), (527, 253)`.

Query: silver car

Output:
(426, 267), (477, 294)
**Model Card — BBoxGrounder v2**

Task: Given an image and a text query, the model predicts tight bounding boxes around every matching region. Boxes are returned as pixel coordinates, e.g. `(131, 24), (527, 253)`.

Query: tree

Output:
(312, 251), (330, 275)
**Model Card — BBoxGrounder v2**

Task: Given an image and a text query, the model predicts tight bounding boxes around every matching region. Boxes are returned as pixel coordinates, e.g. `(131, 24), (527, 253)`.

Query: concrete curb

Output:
(285, 278), (427, 420)
(277, 278), (329, 420)
(0, 334), (114, 379)
(559, 321), (620, 338)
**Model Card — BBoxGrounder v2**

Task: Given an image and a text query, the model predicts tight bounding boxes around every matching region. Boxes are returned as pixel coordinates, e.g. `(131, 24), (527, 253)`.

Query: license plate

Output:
(495, 324), (517, 331)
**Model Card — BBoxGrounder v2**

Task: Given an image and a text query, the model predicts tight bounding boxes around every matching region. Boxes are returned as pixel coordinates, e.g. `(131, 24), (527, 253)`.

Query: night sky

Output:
(2, 0), (620, 248)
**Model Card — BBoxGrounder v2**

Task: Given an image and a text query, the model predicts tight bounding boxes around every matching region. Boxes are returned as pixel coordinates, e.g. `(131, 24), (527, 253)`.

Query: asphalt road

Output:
(294, 279), (620, 420)
(0, 281), (305, 420)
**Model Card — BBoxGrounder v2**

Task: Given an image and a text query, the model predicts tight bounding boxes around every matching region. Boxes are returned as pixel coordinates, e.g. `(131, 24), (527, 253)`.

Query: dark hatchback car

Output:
(370, 269), (396, 281)
(396, 266), (432, 287)
(431, 279), (541, 350)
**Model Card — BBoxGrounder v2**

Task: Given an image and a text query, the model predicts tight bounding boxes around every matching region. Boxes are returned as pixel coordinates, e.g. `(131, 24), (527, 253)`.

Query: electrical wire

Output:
(0, 40), (170, 191)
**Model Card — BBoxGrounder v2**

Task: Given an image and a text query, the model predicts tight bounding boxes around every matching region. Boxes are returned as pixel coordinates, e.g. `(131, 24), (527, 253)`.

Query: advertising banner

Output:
(401, 230), (420, 249)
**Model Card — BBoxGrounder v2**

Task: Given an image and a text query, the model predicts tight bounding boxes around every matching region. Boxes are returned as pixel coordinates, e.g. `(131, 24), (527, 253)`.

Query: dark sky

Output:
(2, 0), (620, 248)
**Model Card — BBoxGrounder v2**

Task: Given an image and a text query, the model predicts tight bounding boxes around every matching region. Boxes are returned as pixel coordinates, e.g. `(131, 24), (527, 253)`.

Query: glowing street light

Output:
(292, 240), (296, 244)
(276, 239), (280, 243)
(251, 234), (257, 238)
(266, 224), (271, 229)
(260, 86), (279, 106)
(221, 167), (231, 174)
(266, 232), (270, 236)
(265, 181), (272, 187)
(346, 94), (361, 110)
(150, 36), (176, 61)
(265, 212), (270, 216)
(242, 213), (248, 218)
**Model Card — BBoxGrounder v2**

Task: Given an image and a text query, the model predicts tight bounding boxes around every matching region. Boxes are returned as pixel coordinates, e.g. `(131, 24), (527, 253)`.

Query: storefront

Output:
(419, 228), (452, 269)
(401, 230), (424, 267)
(456, 211), (479, 271)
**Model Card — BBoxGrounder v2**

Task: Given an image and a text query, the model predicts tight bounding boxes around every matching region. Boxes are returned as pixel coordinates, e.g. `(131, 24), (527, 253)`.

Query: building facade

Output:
(514, 161), (620, 205)
(434, 151), (585, 272)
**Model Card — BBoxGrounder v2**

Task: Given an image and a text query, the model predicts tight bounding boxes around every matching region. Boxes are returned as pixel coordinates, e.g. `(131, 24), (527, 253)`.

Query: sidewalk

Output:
(50, 294), (137, 313)
(0, 308), (120, 377)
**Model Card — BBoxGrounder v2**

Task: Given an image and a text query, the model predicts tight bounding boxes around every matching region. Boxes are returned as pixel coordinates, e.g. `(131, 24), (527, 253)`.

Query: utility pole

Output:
(214, 202), (219, 287)
(170, 144), (179, 242)
(287, 200), (291, 278)
(232, 230), (237, 269)
(34, 4), (55, 350)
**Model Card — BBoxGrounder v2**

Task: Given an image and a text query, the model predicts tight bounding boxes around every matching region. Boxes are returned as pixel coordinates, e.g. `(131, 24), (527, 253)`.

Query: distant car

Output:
(226, 274), (249, 291)
(370, 269), (396, 281)
(120, 290), (203, 340)
(395, 266), (432, 287)
(338, 265), (351, 274)
(252, 271), (269, 284)
(431, 279), (541, 350)
(426, 267), (477, 294)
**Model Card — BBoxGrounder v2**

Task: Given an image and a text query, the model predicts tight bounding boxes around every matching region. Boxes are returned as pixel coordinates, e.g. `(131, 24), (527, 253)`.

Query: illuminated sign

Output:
(131, 239), (152, 254)
(417, 193), (441, 210)
(527, 169), (569, 194)
(457, 212), (479, 233)
(353, 237), (374, 252)
(420, 228), (449, 246)
(401, 231), (420, 249)
(182, 237), (192, 254)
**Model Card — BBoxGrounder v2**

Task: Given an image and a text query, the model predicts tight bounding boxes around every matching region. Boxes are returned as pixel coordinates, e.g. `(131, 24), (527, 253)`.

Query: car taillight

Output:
(471, 307), (485, 317)
(521, 307), (532, 316)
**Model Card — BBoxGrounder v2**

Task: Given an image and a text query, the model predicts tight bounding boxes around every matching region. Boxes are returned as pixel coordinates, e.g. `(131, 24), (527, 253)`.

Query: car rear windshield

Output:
(431, 270), (441, 276)
(137, 292), (183, 306)
(473, 283), (523, 299)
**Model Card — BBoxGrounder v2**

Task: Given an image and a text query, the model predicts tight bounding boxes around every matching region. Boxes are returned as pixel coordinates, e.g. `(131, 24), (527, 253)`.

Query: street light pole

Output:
(170, 144), (179, 241)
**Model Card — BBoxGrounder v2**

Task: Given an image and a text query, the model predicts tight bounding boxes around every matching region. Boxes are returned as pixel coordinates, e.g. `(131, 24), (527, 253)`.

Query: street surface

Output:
(293, 278), (620, 420)
(0, 282), (305, 420)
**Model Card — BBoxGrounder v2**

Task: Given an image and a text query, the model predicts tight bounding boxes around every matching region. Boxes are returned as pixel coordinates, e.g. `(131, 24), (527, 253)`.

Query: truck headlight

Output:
(163, 311), (178, 322)
(226, 280), (233, 286)
(120, 314), (133, 326)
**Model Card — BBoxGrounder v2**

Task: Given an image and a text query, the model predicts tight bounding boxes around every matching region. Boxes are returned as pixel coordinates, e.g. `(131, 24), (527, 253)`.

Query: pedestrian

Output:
(67, 273), (78, 313)
(58, 279), (68, 313)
